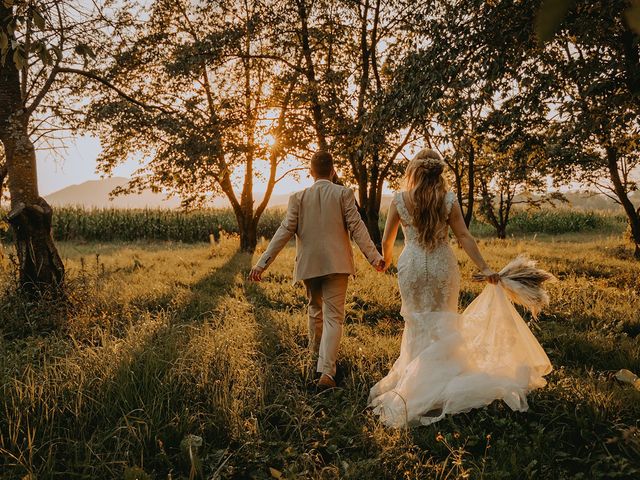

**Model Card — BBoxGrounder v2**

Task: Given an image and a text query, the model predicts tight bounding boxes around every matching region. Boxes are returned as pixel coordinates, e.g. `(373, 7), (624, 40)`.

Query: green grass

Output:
(0, 207), (287, 243)
(0, 234), (639, 479)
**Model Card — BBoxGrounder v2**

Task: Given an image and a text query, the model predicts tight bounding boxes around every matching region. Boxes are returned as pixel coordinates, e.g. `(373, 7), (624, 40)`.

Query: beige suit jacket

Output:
(257, 179), (383, 282)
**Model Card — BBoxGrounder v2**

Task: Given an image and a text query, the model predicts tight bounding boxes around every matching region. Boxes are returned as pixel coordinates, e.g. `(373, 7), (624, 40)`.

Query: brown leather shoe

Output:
(317, 373), (337, 390)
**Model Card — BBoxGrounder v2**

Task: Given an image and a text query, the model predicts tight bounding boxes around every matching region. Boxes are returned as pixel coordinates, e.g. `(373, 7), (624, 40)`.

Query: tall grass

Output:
(504, 208), (626, 234)
(0, 206), (628, 244)
(0, 207), (286, 243)
(1, 236), (639, 478)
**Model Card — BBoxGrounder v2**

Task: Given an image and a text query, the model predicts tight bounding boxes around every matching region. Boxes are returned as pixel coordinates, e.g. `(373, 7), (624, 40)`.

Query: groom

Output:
(249, 151), (385, 389)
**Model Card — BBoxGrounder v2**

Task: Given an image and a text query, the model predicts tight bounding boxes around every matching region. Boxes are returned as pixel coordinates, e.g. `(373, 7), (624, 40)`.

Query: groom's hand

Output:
(249, 265), (265, 282)
(373, 258), (386, 272)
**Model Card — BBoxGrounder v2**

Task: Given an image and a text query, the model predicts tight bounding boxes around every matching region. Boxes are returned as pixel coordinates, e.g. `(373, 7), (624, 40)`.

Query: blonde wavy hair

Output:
(404, 148), (449, 250)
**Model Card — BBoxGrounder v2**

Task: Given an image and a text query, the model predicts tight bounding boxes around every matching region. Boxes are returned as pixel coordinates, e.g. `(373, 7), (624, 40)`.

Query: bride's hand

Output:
(481, 268), (500, 284)
(385, 258), (392, 272)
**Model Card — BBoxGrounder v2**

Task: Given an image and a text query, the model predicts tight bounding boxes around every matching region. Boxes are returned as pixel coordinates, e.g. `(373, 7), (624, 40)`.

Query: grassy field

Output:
(1, 233), (639, 479)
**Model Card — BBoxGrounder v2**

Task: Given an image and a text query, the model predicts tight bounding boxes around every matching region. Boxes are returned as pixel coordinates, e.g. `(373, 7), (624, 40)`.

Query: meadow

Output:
(0, 218), (639, 478)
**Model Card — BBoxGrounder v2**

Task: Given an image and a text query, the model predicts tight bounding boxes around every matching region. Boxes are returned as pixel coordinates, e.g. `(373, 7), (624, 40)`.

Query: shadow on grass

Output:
(1, 249), (254, 479)
(242, 279), (382, 478)
(546, 326), (640, 374)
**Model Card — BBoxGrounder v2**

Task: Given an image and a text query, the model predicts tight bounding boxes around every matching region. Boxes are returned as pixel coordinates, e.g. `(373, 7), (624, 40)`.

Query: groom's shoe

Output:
(317, 373), (337, 390)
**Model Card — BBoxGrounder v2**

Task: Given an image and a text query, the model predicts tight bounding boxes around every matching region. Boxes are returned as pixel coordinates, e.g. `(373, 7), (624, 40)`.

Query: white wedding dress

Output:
(368, 192), (552, 427)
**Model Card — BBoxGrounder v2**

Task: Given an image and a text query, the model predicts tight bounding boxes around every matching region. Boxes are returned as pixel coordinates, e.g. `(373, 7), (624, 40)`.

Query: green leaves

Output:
(12, 44), (25, 69)
(32, 8), (45, 30)
(535, 0), (574, 43)
(74, 43), (95, 59)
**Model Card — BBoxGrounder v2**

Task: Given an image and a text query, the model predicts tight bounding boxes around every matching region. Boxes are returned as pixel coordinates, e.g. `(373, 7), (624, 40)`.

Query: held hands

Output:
(248, 265), (265, 282)
(373, 258), (387, 272)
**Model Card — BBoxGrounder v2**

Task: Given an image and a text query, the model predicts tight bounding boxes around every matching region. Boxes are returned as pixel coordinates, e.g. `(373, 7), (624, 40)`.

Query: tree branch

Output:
(25, 0), (66, 117)
(275, 167), (307, 184)
(380, 122), (417, 179)
(56, 67), (173, 114)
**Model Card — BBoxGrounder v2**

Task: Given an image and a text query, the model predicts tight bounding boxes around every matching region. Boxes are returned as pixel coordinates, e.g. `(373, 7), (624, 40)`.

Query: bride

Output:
(368, 148), (551, 427)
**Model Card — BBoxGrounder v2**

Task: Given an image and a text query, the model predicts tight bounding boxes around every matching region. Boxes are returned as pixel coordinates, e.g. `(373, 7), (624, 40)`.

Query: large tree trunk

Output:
(1, 7), (65, 293)
(357, 203), (382, 249)
(2, 121), (65, 292)
(355, 166), (383, 249)
(238, 215), (258, 253)
(606, 147), (640, 259)
(365, 206), (382, 248)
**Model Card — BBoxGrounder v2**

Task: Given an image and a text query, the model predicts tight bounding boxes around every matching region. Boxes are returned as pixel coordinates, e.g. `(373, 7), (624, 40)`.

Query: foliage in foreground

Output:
(1, 235), (639, 479)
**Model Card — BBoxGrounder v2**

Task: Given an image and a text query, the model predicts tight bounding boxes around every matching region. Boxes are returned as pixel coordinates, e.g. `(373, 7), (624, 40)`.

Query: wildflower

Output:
(436, 433), (444, 442)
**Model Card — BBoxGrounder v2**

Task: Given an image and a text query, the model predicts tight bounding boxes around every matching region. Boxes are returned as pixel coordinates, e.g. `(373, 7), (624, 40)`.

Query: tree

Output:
(283, 0), (427, 246)
(538, 1), (640, 257)
(387, 0), (547, 230)
(79, 0), (304, 253)
(1, 0), (147, 291)
(0, 0), (71, 292)
(477, 137), (558, 239)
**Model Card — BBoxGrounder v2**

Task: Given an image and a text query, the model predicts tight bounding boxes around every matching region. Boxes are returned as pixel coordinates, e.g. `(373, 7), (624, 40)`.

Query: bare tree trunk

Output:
(450, 146), (475, 227)
(464, 144), (475, 227)
(365, 206), (382, 247)
(364, 160), (382, 248)
(238, 213), (258, 253)
(479, 179), (508, 239)
(2, 119), (65, 292)
(296, 0), (328, 150)
(1, 6), (64, 293)
(606, 146), (640, 259)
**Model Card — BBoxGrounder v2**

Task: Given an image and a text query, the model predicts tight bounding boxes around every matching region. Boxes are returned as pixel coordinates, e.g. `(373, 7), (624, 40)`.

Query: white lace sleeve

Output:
(394, 192), (411, 225)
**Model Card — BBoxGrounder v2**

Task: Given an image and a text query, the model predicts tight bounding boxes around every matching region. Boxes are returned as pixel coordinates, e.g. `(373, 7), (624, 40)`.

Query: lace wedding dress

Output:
(368, 192), (552, 427)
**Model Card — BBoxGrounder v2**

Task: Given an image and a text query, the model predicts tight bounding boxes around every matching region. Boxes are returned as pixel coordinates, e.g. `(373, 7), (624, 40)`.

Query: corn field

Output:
(0, 206), (628, 244)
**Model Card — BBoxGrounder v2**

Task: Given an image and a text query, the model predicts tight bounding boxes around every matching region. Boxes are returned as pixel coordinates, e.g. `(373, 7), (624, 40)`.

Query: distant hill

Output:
(44, 177), (638, 212)
(45, 177), (182, 209)
(544, 190), (640, 212)
(44, 177), (296, 209)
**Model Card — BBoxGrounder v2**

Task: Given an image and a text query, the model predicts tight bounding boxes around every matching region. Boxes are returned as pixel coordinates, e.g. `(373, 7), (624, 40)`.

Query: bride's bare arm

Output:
(448, 202), (499, 283)
(381, 202), (401, 269)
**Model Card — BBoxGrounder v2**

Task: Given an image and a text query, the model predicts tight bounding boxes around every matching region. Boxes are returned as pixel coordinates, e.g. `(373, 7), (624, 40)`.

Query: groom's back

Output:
(294, 180), (354, 280)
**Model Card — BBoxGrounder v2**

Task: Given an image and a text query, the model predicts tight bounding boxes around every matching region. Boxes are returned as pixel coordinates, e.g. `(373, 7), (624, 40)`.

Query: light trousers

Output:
(303, 273), (349, 377)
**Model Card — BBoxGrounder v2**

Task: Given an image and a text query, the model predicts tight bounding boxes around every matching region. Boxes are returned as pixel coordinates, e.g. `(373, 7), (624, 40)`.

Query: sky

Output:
(37, 135), (315, 197)
(38, 136), (133, 195)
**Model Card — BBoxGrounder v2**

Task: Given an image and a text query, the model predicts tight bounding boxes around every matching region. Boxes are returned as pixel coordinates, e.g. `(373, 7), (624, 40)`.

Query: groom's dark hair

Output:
(310, 150), (334, 177)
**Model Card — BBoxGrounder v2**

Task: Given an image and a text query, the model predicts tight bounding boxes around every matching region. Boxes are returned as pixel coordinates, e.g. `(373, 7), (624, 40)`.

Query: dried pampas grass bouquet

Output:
(473, 255), (557, 318)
